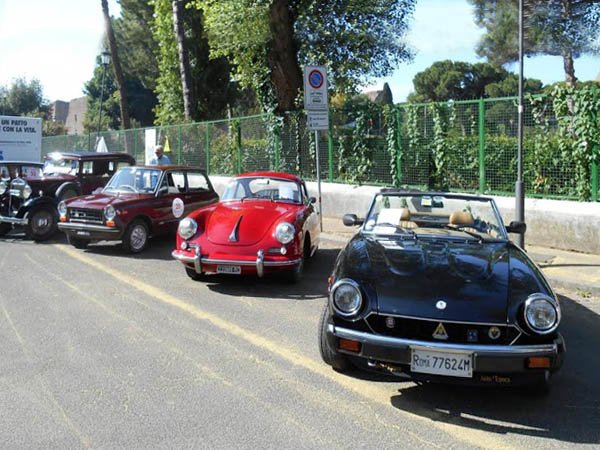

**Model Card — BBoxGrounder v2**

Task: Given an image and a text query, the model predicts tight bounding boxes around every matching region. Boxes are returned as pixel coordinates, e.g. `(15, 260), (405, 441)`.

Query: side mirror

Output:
(309, 196), (317, 204)
(343, 213), (364, 227)
(506, 221), (526, 234)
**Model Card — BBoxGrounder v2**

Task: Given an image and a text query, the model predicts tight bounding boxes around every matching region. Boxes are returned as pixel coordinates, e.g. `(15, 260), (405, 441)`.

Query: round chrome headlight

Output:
(0, 180), (7, 195)
(58, 201), (67, 216)
(331, 279), (363, 318)
(22, 184), (32, 199)
(178, 217), (198, 240)
(524, 294), (560, 334)
(104, 205), (116, 221)
(275, 222), (295, 244)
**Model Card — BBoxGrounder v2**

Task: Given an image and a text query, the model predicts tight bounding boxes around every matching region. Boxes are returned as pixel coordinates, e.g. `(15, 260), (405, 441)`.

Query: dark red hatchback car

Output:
(58, 166), (218, 253)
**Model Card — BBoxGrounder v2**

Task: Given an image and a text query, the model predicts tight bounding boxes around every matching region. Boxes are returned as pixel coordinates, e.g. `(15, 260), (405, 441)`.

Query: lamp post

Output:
(515, 0), (525, 248)
(96, 49), (111, 147)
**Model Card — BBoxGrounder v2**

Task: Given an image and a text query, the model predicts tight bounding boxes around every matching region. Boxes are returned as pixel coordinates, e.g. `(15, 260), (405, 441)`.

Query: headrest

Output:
(399, 208), (411, 221)
(449, 210), (474, 226)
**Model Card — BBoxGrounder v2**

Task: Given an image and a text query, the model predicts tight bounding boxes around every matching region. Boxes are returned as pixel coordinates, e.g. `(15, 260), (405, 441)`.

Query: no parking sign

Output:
(303, 66), (328, 111)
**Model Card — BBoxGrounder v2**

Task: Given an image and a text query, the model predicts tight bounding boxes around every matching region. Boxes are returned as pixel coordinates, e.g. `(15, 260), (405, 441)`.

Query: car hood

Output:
(17, 175), (76, 192)
(340, 235), (511, 323)
(206, 201), (292, 246)
(66, 192), (149, 209)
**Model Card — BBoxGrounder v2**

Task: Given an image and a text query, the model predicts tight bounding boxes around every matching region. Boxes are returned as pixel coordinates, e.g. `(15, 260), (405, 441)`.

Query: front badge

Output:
(432, 322), (449, 340)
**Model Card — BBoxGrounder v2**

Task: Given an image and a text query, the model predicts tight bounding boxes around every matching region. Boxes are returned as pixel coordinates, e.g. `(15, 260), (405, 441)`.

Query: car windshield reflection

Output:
(222, 177), (301, 204)
(104, 167), (162, 194)
(363, 193), (506, 241)
(43, 158), (78, 176)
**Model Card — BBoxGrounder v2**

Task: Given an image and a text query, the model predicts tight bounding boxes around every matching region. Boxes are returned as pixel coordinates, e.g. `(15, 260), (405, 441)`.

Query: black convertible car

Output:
(319, 190), (565, 391)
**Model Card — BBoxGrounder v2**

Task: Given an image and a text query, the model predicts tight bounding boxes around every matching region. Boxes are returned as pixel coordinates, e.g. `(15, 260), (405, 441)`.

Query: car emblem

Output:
(432, 322), (449, 340)
(436, 300), (447, 310)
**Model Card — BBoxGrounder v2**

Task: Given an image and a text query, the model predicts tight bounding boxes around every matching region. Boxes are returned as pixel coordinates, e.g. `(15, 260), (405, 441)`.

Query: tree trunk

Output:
(561, 0), (577, 88)
(267, 0), (302, 114)
(172, 0), (196, 121)
(101, 0), (131, 130)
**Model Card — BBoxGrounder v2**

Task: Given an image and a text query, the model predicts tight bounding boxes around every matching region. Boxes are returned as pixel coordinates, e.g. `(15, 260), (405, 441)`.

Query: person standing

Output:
(150, 145), (171, 165)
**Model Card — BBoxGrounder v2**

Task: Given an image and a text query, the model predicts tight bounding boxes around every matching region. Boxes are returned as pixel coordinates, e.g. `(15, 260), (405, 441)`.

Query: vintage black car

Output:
(319, 190), (565, 391)
(0, 151), (135, 240)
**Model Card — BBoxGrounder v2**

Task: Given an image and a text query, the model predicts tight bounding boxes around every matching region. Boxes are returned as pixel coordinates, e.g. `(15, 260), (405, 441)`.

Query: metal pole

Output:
(96, 63), (107, 150)
(315, 130), (323, 231)
(515, 0), (525, 248)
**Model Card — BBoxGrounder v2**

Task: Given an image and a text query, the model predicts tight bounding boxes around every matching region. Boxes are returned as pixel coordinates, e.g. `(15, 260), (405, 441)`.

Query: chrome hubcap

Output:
(130, 225), (147, 250)
(32, 211), (53, 234)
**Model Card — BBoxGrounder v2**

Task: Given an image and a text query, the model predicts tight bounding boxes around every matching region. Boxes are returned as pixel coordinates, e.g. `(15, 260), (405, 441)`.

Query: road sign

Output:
(307, 111), (329, 131)
(303, 66), (328, 110)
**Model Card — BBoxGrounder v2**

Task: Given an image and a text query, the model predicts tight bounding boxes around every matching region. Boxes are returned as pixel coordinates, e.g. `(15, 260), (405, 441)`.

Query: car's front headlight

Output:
(331, 279), (363, 318)
(275, 222), (295, 244)
(524, 293), (560, 334)
(22, 184), (32, 199)
(0, 180), (7, 195)
(178, 217), (198, 240)
(58, 201), (67, 216)
(104, 205), (116, 221)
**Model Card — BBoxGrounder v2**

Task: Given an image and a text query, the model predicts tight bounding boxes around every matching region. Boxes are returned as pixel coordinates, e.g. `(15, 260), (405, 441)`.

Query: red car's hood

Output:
(67, 192), (150, 209)
(206, 200), (293, 246)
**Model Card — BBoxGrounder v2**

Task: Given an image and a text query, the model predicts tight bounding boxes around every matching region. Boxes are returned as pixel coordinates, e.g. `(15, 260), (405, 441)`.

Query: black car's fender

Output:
(56, 181), (81, 200)
(18, 196), (59, 218)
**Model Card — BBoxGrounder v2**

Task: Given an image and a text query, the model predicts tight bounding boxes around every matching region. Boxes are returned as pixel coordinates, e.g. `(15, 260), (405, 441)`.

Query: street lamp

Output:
(96, 49), (111, 146)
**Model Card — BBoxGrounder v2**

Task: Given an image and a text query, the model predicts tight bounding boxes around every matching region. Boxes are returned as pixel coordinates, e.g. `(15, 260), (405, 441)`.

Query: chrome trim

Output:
(58, 222), (121, 233)
(329, 324), (558, 355)
(201, 257), (301, 267)
(330, 278), (363, 318)
(0, 215), (27, 226)
(523, 293), (561, 335)
(228, 216), (242, 242)
(256, 249), (264, 278)
(364, 311), (515, 328)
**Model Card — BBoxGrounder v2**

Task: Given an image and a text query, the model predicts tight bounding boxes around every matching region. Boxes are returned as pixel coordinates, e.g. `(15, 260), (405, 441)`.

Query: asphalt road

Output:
(1, 232), (599, 450)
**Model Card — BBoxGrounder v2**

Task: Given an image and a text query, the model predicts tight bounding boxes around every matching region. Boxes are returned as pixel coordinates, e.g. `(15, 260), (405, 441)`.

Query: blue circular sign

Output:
(308, 69), (324, 89)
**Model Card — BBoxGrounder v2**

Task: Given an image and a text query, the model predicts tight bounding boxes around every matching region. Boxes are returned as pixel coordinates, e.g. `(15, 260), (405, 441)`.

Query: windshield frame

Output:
(103, 167), (164, 194)
(222, 176), (303, 205)
(360, 192), (508, 241)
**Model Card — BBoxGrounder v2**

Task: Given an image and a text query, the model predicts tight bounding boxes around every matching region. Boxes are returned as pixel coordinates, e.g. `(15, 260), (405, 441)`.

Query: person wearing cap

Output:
(150, 145), (171, 165)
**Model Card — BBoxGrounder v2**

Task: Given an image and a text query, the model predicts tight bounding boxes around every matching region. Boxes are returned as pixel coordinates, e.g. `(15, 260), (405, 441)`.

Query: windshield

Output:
(104, 167), (162, 193)
(1, 164), (43, 179)
(222, 176), (301, 204)
(43, 158), (78, 176)
(363, 193), (506, 240)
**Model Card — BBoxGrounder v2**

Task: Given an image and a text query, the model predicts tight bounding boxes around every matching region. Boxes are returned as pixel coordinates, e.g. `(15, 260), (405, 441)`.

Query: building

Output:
(50, 97), (87, 135)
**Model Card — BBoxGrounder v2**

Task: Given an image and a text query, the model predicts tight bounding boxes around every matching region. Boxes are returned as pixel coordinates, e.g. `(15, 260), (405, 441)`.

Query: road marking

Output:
(57, 245), (518, 450)
(0, 302), (92, 449)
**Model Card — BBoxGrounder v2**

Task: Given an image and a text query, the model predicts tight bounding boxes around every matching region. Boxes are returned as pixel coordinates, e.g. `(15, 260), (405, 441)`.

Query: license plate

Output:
(217, 265), (241, 275)
(410, 348), (473, 378)
(76, 231), (90, 236)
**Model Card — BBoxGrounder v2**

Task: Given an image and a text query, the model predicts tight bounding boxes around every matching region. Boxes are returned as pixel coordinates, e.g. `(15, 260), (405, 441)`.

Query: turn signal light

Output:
(59, 216), (67, 222)
(527, 356), (551, 369)
(106, 220), (116, 227)
(338, 338), (361, 353)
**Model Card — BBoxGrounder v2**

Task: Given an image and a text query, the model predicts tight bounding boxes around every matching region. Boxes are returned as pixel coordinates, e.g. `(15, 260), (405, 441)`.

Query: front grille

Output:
(366, 314), (520, 345)
(68, 208), (104, 224)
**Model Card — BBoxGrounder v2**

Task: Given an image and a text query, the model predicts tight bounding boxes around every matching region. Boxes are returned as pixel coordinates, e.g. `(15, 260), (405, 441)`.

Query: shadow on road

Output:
(204, 248), (341, 301)
(76, 233), (177, 261)
(387, 295), (600, 445)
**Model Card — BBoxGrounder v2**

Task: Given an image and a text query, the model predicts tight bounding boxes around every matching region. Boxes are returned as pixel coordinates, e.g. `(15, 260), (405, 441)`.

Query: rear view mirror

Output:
(506, 221), (526, 234)
(343, 214), (363, 227)
(309, 196), (317, 204)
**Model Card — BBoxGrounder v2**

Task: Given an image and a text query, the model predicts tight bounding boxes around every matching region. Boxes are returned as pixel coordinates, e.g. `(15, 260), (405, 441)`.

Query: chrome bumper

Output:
(172, 244), (301, 278)
(58, 222), (121, 233)
(328, 324), (563, 373)
(0, 215), (27, 226)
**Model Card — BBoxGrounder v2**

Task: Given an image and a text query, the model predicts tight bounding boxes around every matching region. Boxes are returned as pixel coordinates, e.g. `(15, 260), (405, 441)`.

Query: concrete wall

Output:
(209, 176), (600, 254)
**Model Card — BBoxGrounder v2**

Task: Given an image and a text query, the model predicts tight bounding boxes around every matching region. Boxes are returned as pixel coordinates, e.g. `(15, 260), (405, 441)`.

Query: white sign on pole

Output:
(307, 110), (329, 131)
(0, 115), (42, 162)
(303, 65), (328, 110)
(145, 128), (157, 165)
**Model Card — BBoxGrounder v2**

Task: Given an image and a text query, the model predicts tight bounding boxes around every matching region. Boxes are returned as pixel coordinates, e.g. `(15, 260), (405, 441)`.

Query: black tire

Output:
(67, 235), (88, 249)
(318, 302), (351, 372)
(529, 371), (552, 395)
(26, 206), (58, 241)
(121, 219), (149, 253)
(185, 267), (208, 281)
(0, 223), (10, 237)
(59, 189), (78, 201)
(287, 238), (310, 283)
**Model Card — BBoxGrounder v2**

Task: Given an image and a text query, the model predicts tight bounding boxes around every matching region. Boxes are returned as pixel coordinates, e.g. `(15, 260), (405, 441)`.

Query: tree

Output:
(0, 78), (46, 116)
(469, 0), (600, 87)
(197, 0), (416, 113)
(101, 0), (131, 129)
(408, 60), (543, 102)
(173, 0), (196, 120)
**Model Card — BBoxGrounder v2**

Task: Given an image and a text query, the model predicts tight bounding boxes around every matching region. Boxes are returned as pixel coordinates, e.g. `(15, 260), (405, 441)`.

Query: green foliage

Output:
(0, 78), (46, 116)
(384, 105), (401, 186)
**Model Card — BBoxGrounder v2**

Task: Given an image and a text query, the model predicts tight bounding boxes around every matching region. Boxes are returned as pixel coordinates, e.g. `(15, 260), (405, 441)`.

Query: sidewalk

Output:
(320, 216), (600, 299)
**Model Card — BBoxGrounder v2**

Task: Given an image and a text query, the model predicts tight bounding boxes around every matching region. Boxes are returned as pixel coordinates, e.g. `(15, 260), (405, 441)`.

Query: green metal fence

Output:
(42, 96), (599, 201)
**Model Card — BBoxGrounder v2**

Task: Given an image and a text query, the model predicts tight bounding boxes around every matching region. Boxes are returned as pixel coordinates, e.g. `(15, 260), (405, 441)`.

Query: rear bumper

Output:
(172, 244), (301, 277)
(328, 324), (565, 383)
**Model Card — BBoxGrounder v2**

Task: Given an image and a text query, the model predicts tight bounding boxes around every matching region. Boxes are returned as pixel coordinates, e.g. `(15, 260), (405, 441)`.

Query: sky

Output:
(0, 0), (598, 105)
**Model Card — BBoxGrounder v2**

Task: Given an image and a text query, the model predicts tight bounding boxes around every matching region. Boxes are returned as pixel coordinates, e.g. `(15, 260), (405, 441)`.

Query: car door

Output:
(184, 170), (218, 213)
(150, 169), (187, 234)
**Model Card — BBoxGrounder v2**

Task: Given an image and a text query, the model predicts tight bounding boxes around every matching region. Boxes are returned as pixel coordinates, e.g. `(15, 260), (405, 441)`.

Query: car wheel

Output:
(0, 223), (10, 237)
(529, 370), (552, 395)
(60, 189), (78, 201)
(318, 302), (351, 372)
(67, 235), (88, 249)
(185, 267), (208, 281)
(122, 219), (149, 253)
(287, 239), (310, 283)
(26, 206), (58, 241)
